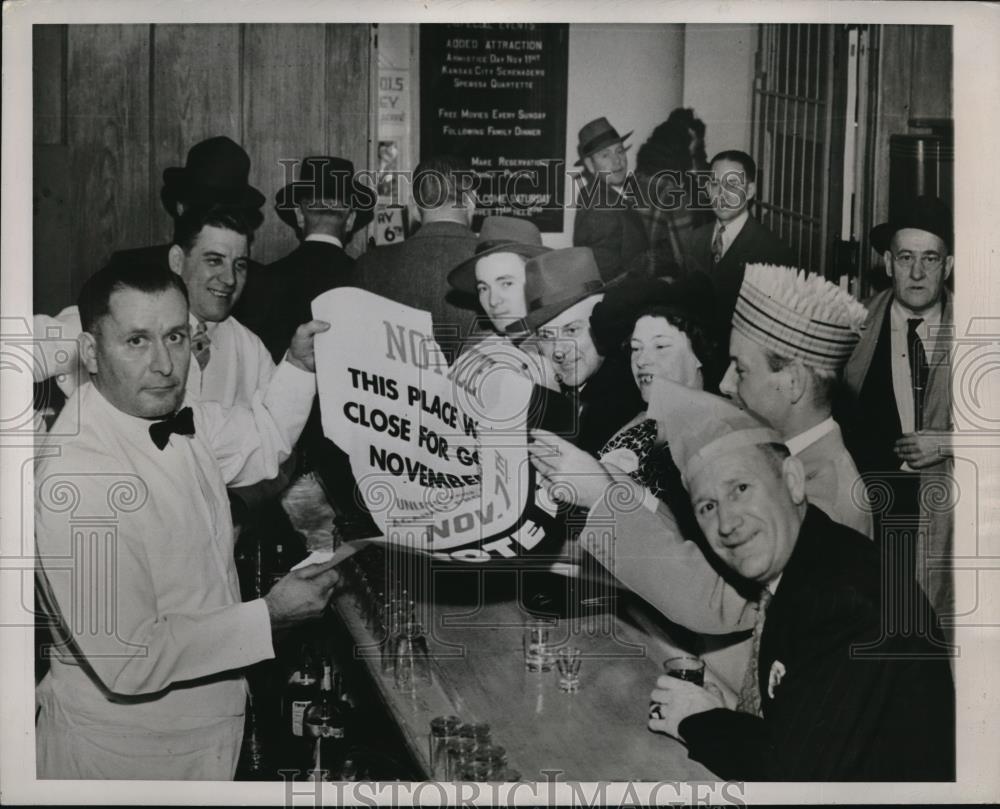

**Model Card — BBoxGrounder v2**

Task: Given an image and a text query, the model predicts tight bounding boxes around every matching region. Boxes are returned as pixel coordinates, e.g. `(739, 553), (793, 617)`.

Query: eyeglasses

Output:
(892, 252), (944, 271)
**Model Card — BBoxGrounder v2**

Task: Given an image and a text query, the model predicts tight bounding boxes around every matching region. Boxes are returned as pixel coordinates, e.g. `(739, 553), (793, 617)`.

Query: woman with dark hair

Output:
(528, 274), (721, 523)
(589, 273), (721, 504)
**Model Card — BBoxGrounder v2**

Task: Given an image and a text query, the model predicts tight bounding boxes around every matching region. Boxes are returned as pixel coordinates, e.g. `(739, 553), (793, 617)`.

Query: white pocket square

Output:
(768, 660), (787, 699)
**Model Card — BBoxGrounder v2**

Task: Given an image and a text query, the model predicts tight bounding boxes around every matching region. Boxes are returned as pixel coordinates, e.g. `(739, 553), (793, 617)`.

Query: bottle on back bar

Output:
(267, 541), (290, 591)
(285, 645), (320, 738)
(303, 661), (347, 780)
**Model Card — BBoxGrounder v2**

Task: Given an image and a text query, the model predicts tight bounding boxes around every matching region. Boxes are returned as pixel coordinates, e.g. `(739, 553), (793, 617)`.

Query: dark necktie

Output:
(149, 406), (196, 450)
(907, 318), (929, 432)
(711, 223), (726, 263)
(737, 587), (772, 717)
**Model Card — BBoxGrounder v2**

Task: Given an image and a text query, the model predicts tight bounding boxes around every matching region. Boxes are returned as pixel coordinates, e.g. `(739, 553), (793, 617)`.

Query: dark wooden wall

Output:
(872, 25), (953, 230)
(33, 24), (372, 315)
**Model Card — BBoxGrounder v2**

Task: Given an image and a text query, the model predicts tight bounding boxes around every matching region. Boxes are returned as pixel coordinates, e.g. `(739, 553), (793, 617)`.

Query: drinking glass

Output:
(555, 646), (582, 692)
(428, 715), (460, 778)
(663, 655), (705, 686)
(393, 622), (431, 693)
(523, 617), (557, 672)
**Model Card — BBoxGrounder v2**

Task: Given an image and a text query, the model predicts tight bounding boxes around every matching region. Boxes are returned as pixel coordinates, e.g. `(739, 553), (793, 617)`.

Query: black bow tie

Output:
(149, 407), (195, 450)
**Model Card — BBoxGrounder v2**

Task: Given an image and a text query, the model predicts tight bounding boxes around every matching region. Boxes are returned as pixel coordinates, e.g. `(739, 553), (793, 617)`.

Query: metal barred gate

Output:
(750, 24), (837, 278)
(750, 24), (880, 294)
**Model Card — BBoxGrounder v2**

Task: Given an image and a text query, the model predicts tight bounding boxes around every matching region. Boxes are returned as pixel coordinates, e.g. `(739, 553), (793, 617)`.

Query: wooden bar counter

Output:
(328, 555), (719, 782)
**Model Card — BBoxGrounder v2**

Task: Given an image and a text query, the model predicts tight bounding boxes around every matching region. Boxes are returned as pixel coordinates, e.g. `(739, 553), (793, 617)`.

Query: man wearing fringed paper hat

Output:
(718, 263), (872, 538)
(579, 380), (954, 780)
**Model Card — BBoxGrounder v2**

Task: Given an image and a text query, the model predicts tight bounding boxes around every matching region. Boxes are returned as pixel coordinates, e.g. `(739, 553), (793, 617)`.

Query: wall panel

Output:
(34, 23), (373, 310)
(242, 24), (330, 265)
(325, 24), (372, 256)
(151, 24), (243, 245)
(66, 24), (151, 295)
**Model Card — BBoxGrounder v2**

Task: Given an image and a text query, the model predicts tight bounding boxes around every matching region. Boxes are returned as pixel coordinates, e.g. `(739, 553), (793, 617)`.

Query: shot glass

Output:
(472, 722), (492, 748)
(393, 622), (431, 693)
(445, 737), (476, 781)
(458, 759), (493, 782)
(428, 715), (460, 779)
(523, 617), (557, 672)
(663, 655), (705, 687)
(474, 743), (507, 779)
(555, 646), (582, 693)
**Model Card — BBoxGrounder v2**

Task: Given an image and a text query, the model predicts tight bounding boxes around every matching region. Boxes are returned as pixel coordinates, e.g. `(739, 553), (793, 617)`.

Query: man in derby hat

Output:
(356, 154), (478, 363)
(516, 246), (642, 454)
(34, 136), (267, 403)
(720, 263), (872, 537)
(572, 117), (649, 283)
(111, 135), (266, 271)
(680, 150), (794, 336)
(238, 155), (375, 361)
(237, 155), (379, 541)
(844, 195), (955, 630)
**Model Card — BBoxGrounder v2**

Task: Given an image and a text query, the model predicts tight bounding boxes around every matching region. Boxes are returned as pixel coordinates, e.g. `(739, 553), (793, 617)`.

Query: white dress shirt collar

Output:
(305, 233), (343, 249)
(784, 416), (837, 456)
(714, 210), (750, 256)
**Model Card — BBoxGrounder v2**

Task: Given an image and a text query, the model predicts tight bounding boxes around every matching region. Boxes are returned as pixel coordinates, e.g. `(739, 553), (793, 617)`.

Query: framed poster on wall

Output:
(419, 23), (569, 232)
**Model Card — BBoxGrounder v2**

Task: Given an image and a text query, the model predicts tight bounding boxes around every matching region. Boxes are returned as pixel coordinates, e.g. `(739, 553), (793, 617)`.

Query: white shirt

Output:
(305, 233), (344, 249)
(713, 210), (750, 258)
(186, 313), (276, 408)
(784, 417), (838, 456)
(889, 300), (942, 435)
(34, 361), (315, 777)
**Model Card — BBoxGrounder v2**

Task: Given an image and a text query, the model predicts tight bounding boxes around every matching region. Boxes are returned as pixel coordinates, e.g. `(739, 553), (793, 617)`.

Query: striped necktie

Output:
(736, 587), (772, 716)
(711, 223), (726, 263)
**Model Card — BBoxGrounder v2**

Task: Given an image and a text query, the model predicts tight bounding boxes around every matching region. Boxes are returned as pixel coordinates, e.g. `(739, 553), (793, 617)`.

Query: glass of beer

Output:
(662, 655), (705, 687)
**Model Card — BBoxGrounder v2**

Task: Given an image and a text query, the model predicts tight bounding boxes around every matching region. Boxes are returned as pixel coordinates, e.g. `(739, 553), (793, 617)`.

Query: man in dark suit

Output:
(236, 155), (380, 540)
(843, 196), (955, 633)
(572, 117), (649, 283)
(517, 246), (643, 454)
(641, 384), (954, 781)
(237, 155), (375, 362)
(682, 150), (794, 335)
(109, 136), (265, 271)
(355, 155), (478, 362)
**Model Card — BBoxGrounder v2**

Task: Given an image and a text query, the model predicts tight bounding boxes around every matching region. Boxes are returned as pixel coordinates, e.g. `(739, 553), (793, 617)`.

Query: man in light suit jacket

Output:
(682, 150), (794, 335)
(719, 263), (872, 538)
(355, 155), (478, 362)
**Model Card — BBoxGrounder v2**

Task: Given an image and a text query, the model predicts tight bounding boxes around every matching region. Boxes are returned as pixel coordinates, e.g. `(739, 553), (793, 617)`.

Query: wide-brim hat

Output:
(507, 246), (614, 334)
(274, 155), (377, 235)
(870, 195), (953, 253)
(161, 136), (266, 216)
(574, 116), (633, 167)
(589, 272), (716, 356)
(447, 216), (550, 296)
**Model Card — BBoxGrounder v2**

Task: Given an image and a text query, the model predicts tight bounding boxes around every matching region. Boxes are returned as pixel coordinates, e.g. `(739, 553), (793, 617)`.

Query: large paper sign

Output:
(312, 288), (560, 562)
